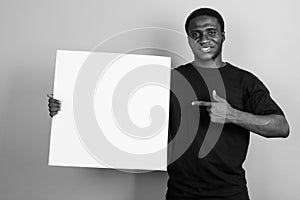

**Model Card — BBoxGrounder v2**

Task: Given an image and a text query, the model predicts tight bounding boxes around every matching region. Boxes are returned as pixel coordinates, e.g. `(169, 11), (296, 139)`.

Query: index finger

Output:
(191, 101), (212, 106)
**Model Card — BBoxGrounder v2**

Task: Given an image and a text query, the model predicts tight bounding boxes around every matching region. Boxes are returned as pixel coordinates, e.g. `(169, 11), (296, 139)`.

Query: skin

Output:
(187, 15), (225, 68)
(47, 94), (61, 118)
(189, 16), (290, 138)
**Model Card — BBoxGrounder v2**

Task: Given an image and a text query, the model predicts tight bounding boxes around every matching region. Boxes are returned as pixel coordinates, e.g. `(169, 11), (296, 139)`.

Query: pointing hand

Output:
(191, 90), (237, 124)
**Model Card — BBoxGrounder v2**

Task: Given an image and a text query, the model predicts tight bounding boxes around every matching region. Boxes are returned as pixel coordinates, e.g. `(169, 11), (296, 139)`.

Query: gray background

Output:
(1, 0), (300, 199)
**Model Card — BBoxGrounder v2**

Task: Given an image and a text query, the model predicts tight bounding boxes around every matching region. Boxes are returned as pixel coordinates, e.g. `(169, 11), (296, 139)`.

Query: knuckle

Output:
(50, 103), (60, 107)
(49, 98), (55, 103)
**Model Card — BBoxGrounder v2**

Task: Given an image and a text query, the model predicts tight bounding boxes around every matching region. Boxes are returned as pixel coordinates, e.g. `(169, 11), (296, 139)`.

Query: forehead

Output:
(189, 15), (220, 30)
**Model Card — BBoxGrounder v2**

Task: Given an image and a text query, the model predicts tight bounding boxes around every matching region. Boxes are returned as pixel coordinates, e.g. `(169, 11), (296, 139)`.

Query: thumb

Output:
(212, 90), (226, 103)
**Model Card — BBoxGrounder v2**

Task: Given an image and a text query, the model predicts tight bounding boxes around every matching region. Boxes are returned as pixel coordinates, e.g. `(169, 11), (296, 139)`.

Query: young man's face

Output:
(187, 15), (225, 62)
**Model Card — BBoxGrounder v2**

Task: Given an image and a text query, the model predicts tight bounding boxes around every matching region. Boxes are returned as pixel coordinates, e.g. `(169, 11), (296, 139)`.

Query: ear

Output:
(222, 32), (226, 42)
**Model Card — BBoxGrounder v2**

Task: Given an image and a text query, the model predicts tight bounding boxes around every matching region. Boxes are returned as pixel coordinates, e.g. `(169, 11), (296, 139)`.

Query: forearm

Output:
(229, 110), (290, 138)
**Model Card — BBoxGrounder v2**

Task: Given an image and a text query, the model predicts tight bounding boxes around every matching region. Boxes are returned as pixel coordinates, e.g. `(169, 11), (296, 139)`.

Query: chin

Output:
(196, 54), (215, 61)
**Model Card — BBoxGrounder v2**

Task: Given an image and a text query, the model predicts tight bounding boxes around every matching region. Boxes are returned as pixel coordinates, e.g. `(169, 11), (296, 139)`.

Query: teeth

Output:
(201, 47), (211, 52)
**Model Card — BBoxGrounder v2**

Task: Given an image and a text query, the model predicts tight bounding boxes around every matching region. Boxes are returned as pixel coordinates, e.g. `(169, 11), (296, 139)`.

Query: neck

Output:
(192, 56), (225, 69)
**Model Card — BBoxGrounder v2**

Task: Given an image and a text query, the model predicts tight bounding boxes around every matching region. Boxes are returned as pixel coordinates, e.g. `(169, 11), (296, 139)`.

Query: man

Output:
(48, 7), (289, 200)
(165, 7), (289, 200)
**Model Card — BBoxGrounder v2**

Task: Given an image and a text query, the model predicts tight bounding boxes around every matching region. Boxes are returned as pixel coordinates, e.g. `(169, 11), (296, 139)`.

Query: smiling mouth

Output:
(201, 47), (211, 52)
(196, 45), (213, 53)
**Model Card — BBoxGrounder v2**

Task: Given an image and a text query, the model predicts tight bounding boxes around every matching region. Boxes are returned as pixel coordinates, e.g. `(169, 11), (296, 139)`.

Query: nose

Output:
(199, 33), (209, 44)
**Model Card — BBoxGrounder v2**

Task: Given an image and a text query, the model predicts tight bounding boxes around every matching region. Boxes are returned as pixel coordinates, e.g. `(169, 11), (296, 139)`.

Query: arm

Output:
(228, 109), (289, 138)
(192, 90), (290, 138)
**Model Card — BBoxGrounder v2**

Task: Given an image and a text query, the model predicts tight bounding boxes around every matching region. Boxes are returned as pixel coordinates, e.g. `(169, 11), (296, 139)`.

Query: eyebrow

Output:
(190, 27), (217, 32)
(190, 24), (217, 29)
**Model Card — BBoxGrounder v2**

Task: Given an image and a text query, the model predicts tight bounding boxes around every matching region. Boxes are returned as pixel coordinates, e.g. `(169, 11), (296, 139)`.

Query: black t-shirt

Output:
(166, 62), (284, 200)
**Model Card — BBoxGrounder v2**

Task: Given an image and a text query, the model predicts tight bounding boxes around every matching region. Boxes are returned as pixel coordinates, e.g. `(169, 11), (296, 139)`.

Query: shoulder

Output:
(226, 63), (272, 99)
(225, 62), (250, 75)
(171, 63), (195, 79)
(225, 62), (262, 83)
(172, 62), (194, 72)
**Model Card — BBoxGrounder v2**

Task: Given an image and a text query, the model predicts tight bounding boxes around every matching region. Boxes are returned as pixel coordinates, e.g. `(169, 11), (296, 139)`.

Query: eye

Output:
(208, 30), (216, 36)
(190, 31), (200, 39)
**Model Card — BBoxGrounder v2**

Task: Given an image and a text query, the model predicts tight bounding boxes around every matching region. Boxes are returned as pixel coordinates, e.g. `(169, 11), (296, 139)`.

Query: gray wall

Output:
(1, 0), (300, 199)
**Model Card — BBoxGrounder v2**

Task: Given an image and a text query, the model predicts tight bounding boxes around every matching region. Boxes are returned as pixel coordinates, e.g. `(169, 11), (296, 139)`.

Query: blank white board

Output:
(48, 50), (171, 171)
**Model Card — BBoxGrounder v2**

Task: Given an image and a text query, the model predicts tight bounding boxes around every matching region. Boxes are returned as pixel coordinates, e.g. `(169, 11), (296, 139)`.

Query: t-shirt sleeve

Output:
(244, 73), (284, 116)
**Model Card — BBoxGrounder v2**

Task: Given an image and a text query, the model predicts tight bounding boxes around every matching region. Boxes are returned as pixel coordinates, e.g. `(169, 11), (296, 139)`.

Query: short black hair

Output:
(185, 8), (225, 35)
